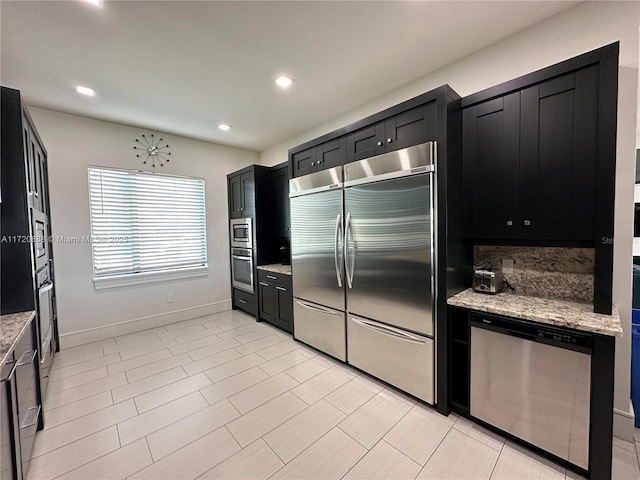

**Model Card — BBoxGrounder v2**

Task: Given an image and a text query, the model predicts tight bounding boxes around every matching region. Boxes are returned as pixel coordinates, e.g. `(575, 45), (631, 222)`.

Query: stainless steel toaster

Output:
(473, 268), (504, 294)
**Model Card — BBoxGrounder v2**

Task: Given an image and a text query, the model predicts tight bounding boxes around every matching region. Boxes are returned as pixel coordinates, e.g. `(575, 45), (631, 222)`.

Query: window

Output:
(88, 167), (207, 289)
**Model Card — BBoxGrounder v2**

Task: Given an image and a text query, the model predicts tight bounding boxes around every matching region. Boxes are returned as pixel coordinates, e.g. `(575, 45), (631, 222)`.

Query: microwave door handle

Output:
(334, 214), (342, 288)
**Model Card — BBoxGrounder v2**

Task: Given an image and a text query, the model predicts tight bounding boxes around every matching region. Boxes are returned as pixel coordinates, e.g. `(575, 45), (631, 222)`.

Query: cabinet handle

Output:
(16, 350), (36, 366)
(259, 282), (269, 286)
(238, 299), (247, 304)
(387, 138), (392, 143)
(523, 220), (531, 226)
(20, 405), (40, 429)
(506, 220), (513, 226)
(377, 141), (383, 147)
(267, 275), (277, 280)
(276, 286), (287, 291)
(311, 162), (315, 166)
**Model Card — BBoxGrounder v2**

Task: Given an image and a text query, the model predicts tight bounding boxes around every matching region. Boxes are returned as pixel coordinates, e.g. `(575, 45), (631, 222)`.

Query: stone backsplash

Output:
(474, 246), (595, 303)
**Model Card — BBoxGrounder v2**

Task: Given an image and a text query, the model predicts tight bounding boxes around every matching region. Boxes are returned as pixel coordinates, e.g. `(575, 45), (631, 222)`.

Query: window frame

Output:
(87, 165), (209, 290)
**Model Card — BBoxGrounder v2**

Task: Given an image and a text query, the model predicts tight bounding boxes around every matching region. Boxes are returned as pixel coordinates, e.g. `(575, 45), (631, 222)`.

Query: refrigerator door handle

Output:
(295, 299), (341, 316)
(334, 213), (342, 287)
(351, 316), (426, 345)
(344, 212), (353, 289)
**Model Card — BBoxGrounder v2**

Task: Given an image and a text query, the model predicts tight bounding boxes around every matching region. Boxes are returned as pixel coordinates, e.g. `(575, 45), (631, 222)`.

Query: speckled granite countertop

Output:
(448, 289), (622, 337)
(258, 264), (292, 275)
(1, 310), (36, 365)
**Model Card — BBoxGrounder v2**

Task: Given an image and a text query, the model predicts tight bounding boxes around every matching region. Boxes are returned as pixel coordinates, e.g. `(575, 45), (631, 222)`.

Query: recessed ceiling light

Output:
(74, 84), (95, 96)
(83, 0), (104, 8)
(275, 75), (293, 88)
(218, 124), (231, 131)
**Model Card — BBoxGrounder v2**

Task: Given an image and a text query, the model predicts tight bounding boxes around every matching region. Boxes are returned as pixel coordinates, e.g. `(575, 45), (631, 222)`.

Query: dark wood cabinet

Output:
(270, 164), (290, 240)
(291, 147), (316, 178)
(291, 139), (346, 178)
(386, 102), (438, 151)
(1, 313), (42, 480)
(257, 270), (292, 334)
(228, 170), (254, 219)
(462, 93), (520, 239)
(519, 66), (598, 241)
(346, 122), (385, 163)
(463, 64), (602, 243)
(346, 102), (438, 164)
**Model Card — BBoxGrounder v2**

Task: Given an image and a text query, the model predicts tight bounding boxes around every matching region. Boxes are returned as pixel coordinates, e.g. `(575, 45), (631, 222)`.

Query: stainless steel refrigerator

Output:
(290, 142), (436, 403)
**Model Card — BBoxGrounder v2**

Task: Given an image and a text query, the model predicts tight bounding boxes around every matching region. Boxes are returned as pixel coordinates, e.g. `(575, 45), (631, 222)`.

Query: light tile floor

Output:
(27, 310), (640, 480)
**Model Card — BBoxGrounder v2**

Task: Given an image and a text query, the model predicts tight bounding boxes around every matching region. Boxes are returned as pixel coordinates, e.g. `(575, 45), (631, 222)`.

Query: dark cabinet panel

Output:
(233, 288), (256, 316)
(463, 93), (520, 239)
(228, 174), (242, 219)
(316, 137), (346, 170)
(519, 66), (598, 241)
(386, 102), (437, 151)
(271, 165), (290, 239)
(275, 284), (293, 333)
(292, 147), (316, 178)
(346, 123), (385, 163)
(463, 66), (599, 243)
(257, 270), (292, 334)
(258, 280), (275, 322)
(228, 170), (255, 219)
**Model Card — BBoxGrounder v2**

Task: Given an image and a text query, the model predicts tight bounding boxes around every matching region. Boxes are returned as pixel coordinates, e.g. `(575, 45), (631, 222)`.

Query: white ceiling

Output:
(1, 1), (580, 152)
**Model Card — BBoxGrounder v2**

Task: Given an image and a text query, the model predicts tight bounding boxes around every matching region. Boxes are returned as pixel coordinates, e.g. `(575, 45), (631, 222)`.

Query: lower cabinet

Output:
(1, 313), (41, 480)
(258, 270), (293, 334)
(233, 288), (256, 317)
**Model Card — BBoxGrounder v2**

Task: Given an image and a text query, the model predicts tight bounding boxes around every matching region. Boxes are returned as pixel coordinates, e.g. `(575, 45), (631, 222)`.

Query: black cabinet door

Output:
(228, 174), (242, 219)
(271, 166), (290, 239)
(316, 137), (346, 171)
(519, 66), (598, 241)
(385, 102), (437, 152)
(258, 280), (275, 322)
(239, 171), (254, 218)
(346, 123), (385, 163)
(292, 147), (316, 178)
(275, 284), (293, 333)
(463, 93), (520, 239)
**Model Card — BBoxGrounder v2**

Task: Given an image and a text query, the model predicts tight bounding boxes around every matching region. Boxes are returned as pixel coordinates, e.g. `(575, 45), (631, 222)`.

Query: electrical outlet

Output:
(167, 293), (174, 303)
(502, 259), (514, 275)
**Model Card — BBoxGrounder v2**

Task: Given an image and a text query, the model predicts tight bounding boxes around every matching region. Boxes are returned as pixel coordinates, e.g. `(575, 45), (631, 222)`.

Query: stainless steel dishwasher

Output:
(470, 315), (592, 470)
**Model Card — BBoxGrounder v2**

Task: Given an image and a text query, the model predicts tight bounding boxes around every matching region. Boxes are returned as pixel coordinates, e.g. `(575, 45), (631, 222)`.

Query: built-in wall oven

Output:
(231, 248), (254, 292)
(230, 218), (253, 248)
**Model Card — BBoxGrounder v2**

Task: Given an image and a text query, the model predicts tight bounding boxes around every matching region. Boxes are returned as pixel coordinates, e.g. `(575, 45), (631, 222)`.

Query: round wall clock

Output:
(133, 134), (172, 167)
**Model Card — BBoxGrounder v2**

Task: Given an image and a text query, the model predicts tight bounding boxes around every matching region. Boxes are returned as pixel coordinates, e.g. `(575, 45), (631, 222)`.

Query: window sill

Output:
(94, 265), (209, 290)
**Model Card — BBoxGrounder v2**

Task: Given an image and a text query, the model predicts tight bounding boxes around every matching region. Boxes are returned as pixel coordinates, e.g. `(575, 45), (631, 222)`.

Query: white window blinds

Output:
(89, 167), (207, 280)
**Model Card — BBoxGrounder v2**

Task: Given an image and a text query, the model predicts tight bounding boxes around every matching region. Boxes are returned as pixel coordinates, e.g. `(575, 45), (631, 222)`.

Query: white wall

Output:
(29, 107), (258, 347)
(259, 1), (640, 439)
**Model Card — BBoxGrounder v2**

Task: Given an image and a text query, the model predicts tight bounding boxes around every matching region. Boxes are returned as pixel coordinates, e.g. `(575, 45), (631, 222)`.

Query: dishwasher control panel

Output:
(474, 314), (593, 353)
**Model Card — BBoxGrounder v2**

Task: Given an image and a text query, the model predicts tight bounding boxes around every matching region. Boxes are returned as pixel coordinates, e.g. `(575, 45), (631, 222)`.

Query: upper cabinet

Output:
(462, 65), (599, 243)
(290, 94), (442, 178)
(291, 138), (346, 178)
(461, 42), (618, 314)
(228, 169), (254, 219)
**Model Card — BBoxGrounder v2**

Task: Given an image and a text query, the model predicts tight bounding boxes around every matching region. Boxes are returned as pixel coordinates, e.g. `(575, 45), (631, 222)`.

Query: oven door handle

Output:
(39, 282), (53, 294)
(232, 255), (251, 261)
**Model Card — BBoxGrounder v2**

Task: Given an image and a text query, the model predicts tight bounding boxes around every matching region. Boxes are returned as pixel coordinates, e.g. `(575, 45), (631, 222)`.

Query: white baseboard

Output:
(58, 300), (232, 349)
(613, 402), (636, 442)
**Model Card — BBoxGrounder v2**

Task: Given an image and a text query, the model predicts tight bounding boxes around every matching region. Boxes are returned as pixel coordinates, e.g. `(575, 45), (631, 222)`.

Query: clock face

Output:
(133, 134), (171, 167)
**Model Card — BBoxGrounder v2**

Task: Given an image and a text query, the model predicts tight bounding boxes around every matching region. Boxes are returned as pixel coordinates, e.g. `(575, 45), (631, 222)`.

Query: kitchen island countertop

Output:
(0, 310), (36, 365)
(447, 288), (623, 337)
(257, 264), (292, 275)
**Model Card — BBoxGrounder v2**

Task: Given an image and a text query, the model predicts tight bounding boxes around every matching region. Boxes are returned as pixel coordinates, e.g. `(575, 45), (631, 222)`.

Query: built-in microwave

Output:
(230, 218), (253, 248)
